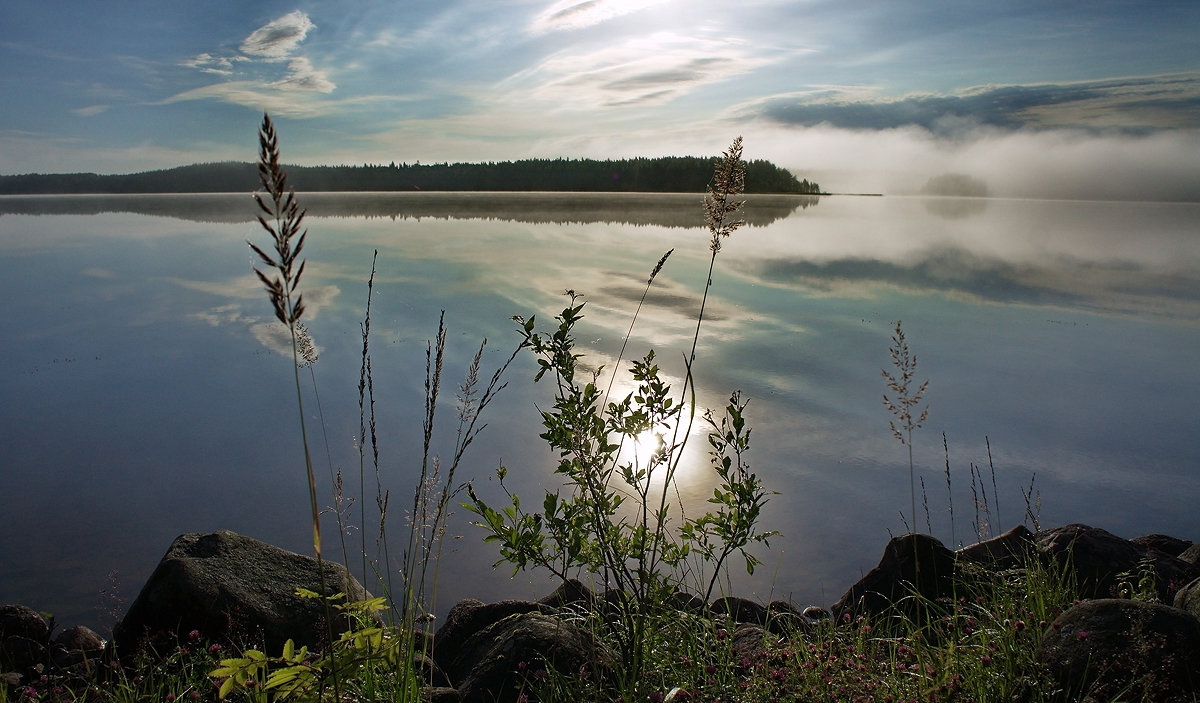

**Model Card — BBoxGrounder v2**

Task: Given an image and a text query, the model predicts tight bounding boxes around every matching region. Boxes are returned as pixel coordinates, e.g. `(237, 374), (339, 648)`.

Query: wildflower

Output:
(167, 695), (177, 702)
(980, 655), (992, 667)
(188, 629), (201, 641)
(208, 643), (222, 654)
(1014, 619), (1027, 632)
(190, 692), (201, 701)
(1077, 630), (1089, 640)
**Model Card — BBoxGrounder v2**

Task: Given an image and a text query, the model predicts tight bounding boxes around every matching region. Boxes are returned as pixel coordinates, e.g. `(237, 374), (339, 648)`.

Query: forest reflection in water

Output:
(0, 191), (819, 228)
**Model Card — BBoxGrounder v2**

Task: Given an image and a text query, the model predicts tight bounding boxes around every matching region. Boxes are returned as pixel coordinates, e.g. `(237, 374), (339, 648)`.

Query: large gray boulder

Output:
(449, 612), (612, 703)
(1130, 534), (1193, 558)
(831, 533), (956, 621)
(0, 604), (50, 677)
(1175, 576), (1200, 621)
(113, 530), (372, 657)
(432, 599), (554, 678)
(1036, 524), (1199, 602)
(957, 524), (1037, 569)
(1038, 598), (1200, 702)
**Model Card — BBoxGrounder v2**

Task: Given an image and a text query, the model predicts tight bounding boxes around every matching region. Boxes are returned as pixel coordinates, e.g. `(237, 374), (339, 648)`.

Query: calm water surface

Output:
(2, 192), (1198, 633)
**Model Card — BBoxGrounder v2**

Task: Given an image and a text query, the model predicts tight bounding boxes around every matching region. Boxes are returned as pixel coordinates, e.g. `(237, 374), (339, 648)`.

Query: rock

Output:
(432, 599), (552, 678)
(801, 605), (831, 622)
(0, 602), (52, 671)
(831, 533), (955, 621)
(1035, 524), (1199, 602)
(668, 591), (707, 615)
(423, 686), (461, 703)
(765, 601), (807, 634)
(1180, 542), (1200, 566)
(0, 604), (50, 676)
(957, 524), (1037, 569)
(112, 530), (373, 658)
(1176, 577), (1200, 620)
(710, 596), (767, 625)
(537, 579), (594, 610)
(450, 612), (612, 703)
(1038, 599), (1200, 702)
(730, 623), (773, 665)
(1131, 534), (1193, 558)
(50, 625), (105, 672)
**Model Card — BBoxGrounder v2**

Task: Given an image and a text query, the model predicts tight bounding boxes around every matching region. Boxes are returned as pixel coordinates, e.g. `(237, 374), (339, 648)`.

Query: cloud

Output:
(172, 10), (335, 114)
(529, 0), (671, 34)
(274, 57), (335, 93)
(749, 73), (1200, 135)
(508, 33), (772, 108)
(239, 10), (315, 60)
(181, 53), (235, 75)
(71, 105), (110, 117)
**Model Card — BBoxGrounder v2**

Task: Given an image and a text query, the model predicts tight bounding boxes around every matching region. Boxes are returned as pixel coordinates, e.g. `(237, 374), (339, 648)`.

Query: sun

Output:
(630, 427), (665, 461)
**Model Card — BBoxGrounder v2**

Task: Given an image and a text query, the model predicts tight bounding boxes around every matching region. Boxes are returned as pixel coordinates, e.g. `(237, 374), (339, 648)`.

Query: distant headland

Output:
(0, 157), (821, 195)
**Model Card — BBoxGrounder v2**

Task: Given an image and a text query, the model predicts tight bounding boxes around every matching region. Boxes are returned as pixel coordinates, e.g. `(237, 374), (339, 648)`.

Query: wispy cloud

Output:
(508, 33), (773, 108)
(529, 0), (671, 34)
(181, 53), (235, 76)
(71, 105), (110, 118)
(238, 10), (315, 60)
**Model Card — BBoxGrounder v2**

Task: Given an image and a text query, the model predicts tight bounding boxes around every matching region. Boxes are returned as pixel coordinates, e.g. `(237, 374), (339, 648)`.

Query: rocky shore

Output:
(4, 524), (1200, 702)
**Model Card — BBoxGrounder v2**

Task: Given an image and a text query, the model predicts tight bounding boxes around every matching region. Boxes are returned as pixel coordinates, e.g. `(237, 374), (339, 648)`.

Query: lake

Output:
(2, 191), (1198, 634)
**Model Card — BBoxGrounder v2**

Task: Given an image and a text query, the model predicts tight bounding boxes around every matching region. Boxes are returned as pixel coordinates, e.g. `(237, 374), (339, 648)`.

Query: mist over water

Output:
(2, 192), (1197, 633)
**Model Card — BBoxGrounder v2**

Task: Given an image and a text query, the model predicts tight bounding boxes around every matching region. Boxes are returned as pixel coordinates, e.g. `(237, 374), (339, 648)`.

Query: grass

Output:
(1, 553), (1088, 702)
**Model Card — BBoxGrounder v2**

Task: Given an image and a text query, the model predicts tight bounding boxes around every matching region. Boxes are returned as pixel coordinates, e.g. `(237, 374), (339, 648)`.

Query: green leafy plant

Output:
(465, 138), (777, 694)
(1115, 555), (1160, 602)
(211, 590), (414, 701)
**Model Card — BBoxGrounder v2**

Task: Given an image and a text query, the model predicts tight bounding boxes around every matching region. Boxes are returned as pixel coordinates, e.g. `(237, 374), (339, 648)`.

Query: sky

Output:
(2, 0), (1198, 199)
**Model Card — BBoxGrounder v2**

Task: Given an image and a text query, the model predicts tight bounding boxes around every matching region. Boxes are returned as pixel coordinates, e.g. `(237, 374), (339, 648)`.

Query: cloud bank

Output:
(749, 74), (1200, 135)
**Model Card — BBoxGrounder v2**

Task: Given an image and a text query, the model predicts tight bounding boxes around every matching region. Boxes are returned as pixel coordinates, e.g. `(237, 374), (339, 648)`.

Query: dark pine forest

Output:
(0, 157), (820, 195)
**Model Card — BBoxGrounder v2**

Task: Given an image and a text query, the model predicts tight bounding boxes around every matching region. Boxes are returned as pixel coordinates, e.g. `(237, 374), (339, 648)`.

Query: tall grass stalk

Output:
(943, 432), (955, 546)
(248, 112), (338, 696)
(882, 319), (929, 532)
(356, 252), (378, 587)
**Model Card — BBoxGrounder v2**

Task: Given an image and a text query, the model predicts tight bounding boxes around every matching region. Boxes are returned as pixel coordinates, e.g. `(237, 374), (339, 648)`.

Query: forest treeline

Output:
(0, 157), (820, 195)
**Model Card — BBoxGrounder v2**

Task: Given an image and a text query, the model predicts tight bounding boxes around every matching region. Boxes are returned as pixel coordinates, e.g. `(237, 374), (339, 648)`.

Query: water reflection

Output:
(2, 193), (1198, 635)
(0, 192), (818, 228)
(923, 197), (989, 220)
(743, 247), (1200, 322)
